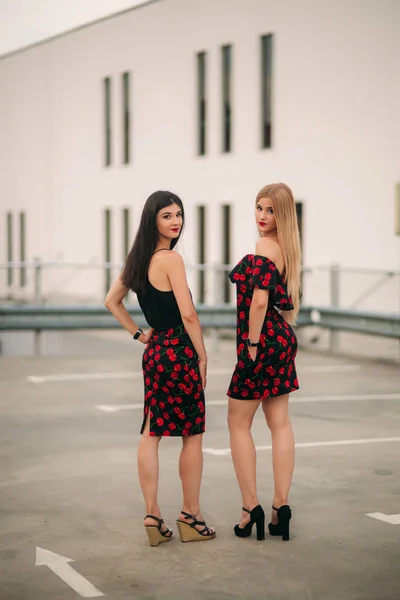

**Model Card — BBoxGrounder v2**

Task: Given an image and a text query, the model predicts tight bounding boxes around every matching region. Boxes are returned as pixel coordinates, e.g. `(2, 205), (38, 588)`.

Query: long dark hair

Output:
(121, 190), (185, 294)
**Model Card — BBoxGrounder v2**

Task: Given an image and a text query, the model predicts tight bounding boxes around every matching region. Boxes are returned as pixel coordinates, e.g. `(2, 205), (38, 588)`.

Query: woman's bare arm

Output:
(104, 277), (152, 344)
(247, 238), (279, 359)
(165, 253), (207, 361)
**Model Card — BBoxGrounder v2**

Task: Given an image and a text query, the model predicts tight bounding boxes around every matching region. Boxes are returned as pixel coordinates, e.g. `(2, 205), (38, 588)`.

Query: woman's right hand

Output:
(139, 329), (153, 344)
(199, 359), (207, 390)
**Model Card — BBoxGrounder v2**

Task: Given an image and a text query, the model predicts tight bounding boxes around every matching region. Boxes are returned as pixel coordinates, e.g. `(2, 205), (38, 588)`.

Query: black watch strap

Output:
(246, 338), (259, 348)
(133, 328), (143, 340)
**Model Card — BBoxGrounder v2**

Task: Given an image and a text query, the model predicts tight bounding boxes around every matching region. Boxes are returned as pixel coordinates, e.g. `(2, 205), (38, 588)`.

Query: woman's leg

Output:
(179, 433), (203, 515)
(137, 416), (166, 529)
(177, 433), (215, 533)
(228, 397), (261, 526)
(262, 394), (294, 522)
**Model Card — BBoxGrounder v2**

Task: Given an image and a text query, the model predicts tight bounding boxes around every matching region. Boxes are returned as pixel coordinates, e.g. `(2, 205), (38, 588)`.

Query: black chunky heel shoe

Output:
(234, 505), (265, 541)
(268, 505), (292, 541)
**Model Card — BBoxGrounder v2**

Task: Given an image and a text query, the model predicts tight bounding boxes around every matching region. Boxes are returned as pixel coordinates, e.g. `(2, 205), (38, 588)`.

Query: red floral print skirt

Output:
(141, 324), (206, 437)
(227, 307), (299, 400)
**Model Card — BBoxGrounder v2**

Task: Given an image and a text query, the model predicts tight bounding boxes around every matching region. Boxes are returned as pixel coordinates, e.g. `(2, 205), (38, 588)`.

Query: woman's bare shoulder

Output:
(156, 249), (182, 262)
(255, 238), (281, 260)
(154, 250), (184, 271)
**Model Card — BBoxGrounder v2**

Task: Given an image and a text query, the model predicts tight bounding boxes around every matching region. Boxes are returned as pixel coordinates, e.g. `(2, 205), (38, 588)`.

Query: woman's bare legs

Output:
(177, 433), (215, 533)
(262, 394), (294, 523)
(228, 397), (262, 527)
(137, 416), (169, 532)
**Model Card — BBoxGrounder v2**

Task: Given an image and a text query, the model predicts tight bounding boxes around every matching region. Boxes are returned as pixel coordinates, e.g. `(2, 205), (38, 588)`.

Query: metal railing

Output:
(0, 303), (312, 331)
(307, 306), (400, 338)
(1, 260), (400, 314)
(1, 304), (399, 356)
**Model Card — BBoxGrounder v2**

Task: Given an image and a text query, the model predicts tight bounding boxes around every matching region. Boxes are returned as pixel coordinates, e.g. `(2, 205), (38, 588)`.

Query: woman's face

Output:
(255, 196), (277, 236)
(156, 202), (183, 242)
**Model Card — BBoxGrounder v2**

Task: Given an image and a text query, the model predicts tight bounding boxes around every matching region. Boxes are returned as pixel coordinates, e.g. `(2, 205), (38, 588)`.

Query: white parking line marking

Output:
(97, 399), (229, 412)
(36, 547), (104, 597)
(96, 393), (400, 412)
(97, 404), (138, 412)
(27, 372), (142, 384)
(301, 365), (360, 373)
(290, 393), (400, 403)
(203, 436), (400, 456)
(26, 364), (360, 384)
(366, 513), (400, 525)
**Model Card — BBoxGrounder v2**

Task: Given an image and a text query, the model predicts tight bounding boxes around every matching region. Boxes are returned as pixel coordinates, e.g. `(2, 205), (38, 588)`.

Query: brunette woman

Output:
(105, 191), (215, 546)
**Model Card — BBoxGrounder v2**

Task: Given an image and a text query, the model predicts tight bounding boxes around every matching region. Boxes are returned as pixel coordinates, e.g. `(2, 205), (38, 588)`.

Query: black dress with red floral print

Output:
(141, 324), (205, 437)
(227, 254), (299, 400)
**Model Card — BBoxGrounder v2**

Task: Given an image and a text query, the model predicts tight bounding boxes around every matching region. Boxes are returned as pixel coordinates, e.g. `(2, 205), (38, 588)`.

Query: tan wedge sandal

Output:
(144, 515), (173, 547)
(176, 511), (216, 543)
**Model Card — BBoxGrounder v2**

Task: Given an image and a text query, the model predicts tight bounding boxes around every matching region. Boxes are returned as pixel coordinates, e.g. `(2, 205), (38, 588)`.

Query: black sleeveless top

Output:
(136, 250), (183, 330)
(137, 281), (183, 330)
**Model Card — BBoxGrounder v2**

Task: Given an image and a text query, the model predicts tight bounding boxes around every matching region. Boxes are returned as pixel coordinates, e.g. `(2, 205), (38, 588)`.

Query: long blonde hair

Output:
(256, 183), (301, 324)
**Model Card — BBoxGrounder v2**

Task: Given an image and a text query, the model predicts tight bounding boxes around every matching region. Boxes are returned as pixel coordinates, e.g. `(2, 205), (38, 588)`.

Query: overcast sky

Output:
(0, 0), (149, 55)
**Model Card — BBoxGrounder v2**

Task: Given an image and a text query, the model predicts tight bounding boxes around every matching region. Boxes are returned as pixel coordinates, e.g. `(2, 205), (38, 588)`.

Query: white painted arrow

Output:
(36, 547), (104, 598)
(366, 513), (400, 525)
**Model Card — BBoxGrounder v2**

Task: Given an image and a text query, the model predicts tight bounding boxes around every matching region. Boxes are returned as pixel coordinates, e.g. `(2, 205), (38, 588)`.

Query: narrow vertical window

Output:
(123, 207), (130, 259)
(197, 52), (207, 155)
(222, 205), (231, 303)
(122, 72), (130, 164)
(295, 202), (303, 248)
(104, 77), (112, 166)
(104, 209), (112, 293)
(197, 206), (206, 303)
(6, 212), (13, 286)
(261, 34), (273, 148)
(222, 44), (232, 152)
(296, 201), (304, 298)
(395, 183), (400, 235)
(19, 211), (26, 287)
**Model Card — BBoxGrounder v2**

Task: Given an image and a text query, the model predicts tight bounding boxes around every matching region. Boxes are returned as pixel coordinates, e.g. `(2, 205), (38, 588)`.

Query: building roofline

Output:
(0, 0), (162, 61)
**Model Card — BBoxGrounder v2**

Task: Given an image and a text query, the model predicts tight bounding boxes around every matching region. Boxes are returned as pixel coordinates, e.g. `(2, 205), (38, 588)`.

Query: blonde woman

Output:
(227, 183), (301, 541)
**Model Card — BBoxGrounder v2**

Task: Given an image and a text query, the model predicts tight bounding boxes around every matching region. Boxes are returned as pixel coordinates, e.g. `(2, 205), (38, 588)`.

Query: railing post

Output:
(34, 258), (42, 356)
(211, 264), (221, 353)
(330, 263), (340, 353)
(34, 257), (42, 304)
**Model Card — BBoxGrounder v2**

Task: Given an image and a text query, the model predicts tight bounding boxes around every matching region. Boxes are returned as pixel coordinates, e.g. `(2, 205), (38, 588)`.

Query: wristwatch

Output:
(133, 328), (143, 340)
(246, 338), (259, 348)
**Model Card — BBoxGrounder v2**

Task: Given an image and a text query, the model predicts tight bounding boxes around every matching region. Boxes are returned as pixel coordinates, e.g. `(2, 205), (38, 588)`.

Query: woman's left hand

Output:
(139, 329), (153, 344)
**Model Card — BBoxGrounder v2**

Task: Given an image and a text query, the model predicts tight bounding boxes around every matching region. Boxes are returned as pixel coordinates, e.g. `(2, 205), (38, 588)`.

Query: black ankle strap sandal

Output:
(144, 514), (173, 538)
(178, 511), (214, 536)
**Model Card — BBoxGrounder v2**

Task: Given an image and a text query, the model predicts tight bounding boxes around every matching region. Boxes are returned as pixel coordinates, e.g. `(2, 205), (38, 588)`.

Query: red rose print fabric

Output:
(227, 254), (299, 400)
(141, 324), (205, 436)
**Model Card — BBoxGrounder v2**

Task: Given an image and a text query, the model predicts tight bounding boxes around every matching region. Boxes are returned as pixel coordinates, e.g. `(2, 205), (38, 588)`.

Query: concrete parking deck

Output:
(1, 340), (399, 600)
